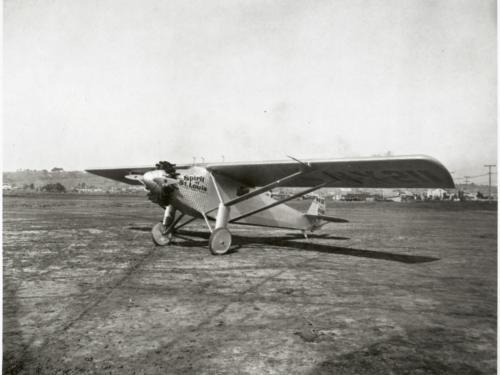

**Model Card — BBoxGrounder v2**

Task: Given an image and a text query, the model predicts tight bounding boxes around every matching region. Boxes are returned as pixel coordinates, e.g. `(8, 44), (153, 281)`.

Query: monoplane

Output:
(87, 155), (454, 255)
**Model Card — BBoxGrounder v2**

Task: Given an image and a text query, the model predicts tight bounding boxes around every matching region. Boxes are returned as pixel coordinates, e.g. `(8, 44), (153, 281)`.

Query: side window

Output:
(236, 186), (250, 196)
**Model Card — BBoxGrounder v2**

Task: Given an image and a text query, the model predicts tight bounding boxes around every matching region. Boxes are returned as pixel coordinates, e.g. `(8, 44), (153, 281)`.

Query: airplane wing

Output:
(206, 155), (454, 189)
(85, 167), (152, 185)
(85, 164), (192, 185)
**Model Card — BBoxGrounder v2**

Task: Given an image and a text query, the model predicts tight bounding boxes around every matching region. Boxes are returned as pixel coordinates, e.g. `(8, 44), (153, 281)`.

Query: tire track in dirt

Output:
(7, 237), (160, 373)
(156, 252), (321, 354)
(59, 247), (157, 333)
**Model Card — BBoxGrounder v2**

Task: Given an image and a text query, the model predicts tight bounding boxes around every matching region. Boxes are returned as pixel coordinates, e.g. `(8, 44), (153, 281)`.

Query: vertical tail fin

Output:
(307, 195), (326, 216)
(305, 195), (348, 227)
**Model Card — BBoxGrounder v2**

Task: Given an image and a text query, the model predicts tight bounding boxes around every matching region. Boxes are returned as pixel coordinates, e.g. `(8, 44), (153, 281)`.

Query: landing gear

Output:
(152, 205), (176, 246)
(151, 222), (173, 246)
(209, 227), (232, 255)
(208, 202), (232, 255)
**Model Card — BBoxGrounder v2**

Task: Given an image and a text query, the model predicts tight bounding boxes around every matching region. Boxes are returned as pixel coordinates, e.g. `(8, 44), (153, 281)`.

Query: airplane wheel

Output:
(209, 228), (232, 255)
(152, 222), (173, 246)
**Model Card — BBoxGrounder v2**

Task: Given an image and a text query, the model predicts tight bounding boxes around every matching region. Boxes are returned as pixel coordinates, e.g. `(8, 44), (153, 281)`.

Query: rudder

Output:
(307, 195), (326, 216)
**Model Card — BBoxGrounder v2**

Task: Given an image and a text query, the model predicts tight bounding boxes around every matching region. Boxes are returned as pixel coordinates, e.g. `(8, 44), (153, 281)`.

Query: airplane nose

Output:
(142, 170), (179, 206)
(143, 170), (178, 190)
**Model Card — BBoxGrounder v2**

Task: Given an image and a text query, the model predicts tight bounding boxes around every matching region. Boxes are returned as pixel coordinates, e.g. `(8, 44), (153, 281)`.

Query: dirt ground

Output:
(3, 193), (497, 374)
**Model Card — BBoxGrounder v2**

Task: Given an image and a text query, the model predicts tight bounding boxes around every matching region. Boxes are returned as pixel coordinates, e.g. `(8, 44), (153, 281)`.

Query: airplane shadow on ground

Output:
(128, 226), (439, 264)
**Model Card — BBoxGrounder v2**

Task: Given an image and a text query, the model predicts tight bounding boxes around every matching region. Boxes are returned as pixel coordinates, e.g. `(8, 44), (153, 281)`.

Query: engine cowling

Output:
(143, 165), (179, 207)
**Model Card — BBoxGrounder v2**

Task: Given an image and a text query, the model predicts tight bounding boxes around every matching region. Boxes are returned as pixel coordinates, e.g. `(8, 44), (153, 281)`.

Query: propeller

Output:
(127, 161), (180, 207)
(155, 161), (179, 178)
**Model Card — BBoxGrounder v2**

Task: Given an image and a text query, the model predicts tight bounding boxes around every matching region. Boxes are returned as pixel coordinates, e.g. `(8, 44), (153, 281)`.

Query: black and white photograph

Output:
(3, 0), (497, 373)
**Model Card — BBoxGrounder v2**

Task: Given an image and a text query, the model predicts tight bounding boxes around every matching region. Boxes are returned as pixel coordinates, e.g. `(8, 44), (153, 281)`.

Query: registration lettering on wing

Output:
(323, 169), (443, 186)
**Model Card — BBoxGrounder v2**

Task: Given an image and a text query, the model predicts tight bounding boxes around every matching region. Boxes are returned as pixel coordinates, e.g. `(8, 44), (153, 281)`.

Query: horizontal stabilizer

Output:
(305, 214), (349, 223)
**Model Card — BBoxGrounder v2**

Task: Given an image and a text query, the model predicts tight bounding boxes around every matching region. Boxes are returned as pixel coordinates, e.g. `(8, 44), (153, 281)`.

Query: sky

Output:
(3, 0), (497, 184)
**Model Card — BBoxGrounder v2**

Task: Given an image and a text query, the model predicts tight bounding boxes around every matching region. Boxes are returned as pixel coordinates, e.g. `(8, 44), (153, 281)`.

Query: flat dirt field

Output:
(3, 193), (497, 374)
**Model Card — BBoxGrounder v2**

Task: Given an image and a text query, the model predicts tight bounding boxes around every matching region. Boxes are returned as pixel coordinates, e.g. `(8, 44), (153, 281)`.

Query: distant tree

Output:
(41, 182), (66, 193)
(477, 191), (485, 199)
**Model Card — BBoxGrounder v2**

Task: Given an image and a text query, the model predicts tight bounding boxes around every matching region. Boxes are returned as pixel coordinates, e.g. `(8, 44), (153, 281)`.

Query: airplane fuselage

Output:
(149, 166), (316, 231)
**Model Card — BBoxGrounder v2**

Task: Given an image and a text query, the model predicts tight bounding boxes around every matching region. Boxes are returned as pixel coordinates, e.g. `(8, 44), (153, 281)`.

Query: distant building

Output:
(272, 192), (292, 200)
(302, 193), (317, 200)
(51, 167), (64, 172)
(463, 192), (478, 201)
(426, 188), (449, 200)
(2, 184), (13, 190)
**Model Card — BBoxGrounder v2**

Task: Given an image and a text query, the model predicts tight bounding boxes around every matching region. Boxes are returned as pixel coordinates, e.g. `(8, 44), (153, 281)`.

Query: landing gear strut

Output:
(209, 203), (232, 255)
(152, 205), (176, 246)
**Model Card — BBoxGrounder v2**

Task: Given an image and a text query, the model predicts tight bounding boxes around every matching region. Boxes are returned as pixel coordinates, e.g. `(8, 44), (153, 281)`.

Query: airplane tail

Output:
(305, 195), (348, 229)
(307, 195), (326, 216)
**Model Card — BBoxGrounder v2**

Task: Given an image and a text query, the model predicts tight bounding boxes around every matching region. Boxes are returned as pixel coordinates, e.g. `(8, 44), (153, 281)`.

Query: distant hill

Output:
(3, 170), (497, 197)
(3, 170), (141, 192)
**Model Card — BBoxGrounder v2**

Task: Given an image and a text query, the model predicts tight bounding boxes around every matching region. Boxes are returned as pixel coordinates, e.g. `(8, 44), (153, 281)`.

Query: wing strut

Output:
(229, 182), (326, 223)
(207, 161), (330, 225)
(201, 212), (214, 233)
(173, 216), (199, 231)
(213, 168), (311, 207)
(207, 167), (312, 230)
